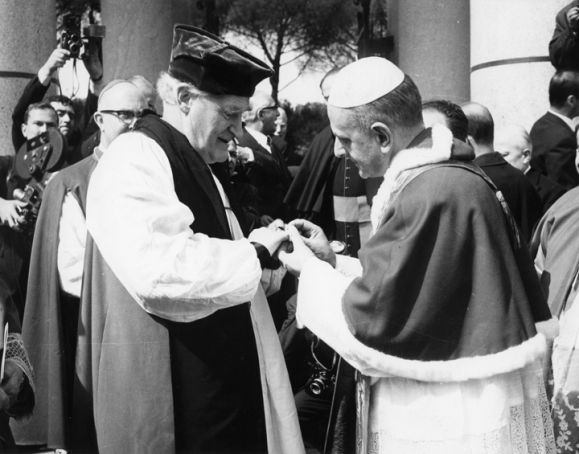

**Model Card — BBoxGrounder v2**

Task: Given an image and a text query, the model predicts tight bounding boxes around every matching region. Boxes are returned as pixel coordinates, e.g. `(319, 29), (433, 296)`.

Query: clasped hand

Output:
(278, 219), (336, 277)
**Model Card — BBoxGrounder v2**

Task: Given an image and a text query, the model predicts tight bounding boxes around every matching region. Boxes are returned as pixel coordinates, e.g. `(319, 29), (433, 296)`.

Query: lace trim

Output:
(365, 383), (555, 453)
(6, 333), (34, 394)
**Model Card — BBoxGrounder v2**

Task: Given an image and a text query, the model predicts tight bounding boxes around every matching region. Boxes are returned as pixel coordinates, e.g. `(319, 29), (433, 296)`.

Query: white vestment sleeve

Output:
(296, 256), (393, 376)
(335, 254), (363, 277)
(57, 191), (87, 298)
(86, 132), (262, 323)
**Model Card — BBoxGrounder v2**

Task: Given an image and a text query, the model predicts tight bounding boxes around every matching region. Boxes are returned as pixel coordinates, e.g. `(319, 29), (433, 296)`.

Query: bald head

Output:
(461, 102), (494, 151)
(95, 80), (147, 149)
(243, 90), (278, 135)
(495, 124), (532, 172)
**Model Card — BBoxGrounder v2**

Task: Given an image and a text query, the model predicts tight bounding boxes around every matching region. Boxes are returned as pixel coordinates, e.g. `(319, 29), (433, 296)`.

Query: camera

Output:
(60, 14), (82, 58)
(9, 130), (67, 234)
(305, 364), (336, 397)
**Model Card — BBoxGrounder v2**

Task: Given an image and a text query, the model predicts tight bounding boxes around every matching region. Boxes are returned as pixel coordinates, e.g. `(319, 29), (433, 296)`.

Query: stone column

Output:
(100, 0), (174, 85)
(0, 0), (56, 155)
(388, 0), (470, 104)
(470, 0), (569, 130)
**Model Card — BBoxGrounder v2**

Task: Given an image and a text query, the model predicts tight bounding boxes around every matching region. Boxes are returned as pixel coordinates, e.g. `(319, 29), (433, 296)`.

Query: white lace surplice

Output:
(368, 360), (554, 454)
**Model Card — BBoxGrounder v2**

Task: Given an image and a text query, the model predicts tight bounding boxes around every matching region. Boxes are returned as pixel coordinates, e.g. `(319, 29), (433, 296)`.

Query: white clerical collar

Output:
(549, 108), (576, 131)
(246, 128), (271, 154)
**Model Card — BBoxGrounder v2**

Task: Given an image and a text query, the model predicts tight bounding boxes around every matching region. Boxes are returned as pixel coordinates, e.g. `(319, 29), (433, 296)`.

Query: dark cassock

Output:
(11, 151), (101, 450)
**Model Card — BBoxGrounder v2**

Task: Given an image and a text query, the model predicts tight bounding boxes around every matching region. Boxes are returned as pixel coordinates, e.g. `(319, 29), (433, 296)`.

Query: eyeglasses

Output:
(260, 105), (279, 112)
(98, 110), (143, 124)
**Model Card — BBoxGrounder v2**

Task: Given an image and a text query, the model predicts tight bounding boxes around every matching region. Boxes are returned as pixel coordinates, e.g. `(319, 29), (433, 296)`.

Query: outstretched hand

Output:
(290, 219), (336, 267)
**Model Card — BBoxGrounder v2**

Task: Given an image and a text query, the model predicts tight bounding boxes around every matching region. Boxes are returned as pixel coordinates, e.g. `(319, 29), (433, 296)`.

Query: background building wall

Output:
(470, 0), (569, 130)
(388, 0), (471, 104)
(101, 0), (173, 85)
(0, 0), (56, 156)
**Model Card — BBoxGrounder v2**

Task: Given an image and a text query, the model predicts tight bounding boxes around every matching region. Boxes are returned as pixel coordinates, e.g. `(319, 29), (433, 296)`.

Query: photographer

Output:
(11, 39), (103, 164)
(550, 1), (579, 70)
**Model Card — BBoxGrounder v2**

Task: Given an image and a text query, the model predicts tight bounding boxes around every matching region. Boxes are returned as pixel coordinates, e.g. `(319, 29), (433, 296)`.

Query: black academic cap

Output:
(168, 24), (273, 97)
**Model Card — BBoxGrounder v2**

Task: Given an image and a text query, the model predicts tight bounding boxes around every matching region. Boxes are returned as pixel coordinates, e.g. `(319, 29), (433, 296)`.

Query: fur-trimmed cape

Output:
(297, 125), (551, 382)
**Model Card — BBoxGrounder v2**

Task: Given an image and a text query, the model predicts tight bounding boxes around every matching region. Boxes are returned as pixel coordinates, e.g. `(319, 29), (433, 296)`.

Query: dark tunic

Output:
(530, 111), (579, 190)
(474, 152), (542, 243)
(550, 0), (579, 71)
(344, 160), (550, 361)
(75, 115), (265, 453)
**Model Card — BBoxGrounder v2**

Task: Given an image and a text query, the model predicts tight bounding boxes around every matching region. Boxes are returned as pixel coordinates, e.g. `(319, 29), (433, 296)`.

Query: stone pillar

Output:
(470, 0), (568, 130)
(100, 0), (174, 85)
(0, 0), (56, 155)
(388, 0), (470, 104)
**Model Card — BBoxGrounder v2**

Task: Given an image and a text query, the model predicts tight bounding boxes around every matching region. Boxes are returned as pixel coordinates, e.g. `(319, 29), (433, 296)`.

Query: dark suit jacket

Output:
(550, 0), (579, 70)
(475, 152), (542, 242)
(526, 167), (567, 214)
(238, 127), (292, 220)
(530, 111), (578, 189)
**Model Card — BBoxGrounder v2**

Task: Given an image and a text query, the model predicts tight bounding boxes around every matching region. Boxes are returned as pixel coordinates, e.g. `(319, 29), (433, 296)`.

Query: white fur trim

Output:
(371, 124), (453, 232)
(297, 257), (547, 383)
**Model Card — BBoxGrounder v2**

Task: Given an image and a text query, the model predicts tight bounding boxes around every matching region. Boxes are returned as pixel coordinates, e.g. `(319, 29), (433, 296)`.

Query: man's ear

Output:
(522, 147), (531, 164)
(466, 135), (476, 148)
(21, 123), (27, 138)
(370, 122), (392, 154)
(176, 86), (194, 113)
(93, 112), (104, 130)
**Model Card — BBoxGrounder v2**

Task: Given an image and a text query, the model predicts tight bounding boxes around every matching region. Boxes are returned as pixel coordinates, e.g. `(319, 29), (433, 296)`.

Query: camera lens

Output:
(309, 380), (324, 396)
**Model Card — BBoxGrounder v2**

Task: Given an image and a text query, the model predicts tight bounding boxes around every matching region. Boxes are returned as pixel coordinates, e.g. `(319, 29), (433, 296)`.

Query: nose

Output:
(333, 140), (346, 157)
(230, 117), (244, 141)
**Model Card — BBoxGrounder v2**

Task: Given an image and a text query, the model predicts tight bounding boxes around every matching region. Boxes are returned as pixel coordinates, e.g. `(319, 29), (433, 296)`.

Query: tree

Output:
(220, 0), (358, 100)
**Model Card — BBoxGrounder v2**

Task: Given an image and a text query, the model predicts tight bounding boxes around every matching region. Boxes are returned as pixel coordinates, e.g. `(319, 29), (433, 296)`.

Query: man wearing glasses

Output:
(12, 79), (147, 451)
(239, 91), (292, 224)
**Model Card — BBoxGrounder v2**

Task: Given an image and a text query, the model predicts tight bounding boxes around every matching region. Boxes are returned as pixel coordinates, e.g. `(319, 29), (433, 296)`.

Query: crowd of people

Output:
(0, 2), (579, 453)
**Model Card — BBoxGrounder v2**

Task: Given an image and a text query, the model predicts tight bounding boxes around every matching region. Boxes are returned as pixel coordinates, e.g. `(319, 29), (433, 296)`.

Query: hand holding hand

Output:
(38, 48), (71, 85)
(248, 226), (289, 255)
(278, 225), (315, 277)
(290, 219), (336, 267)
(0, 360), (24, 412)
(0, 199), (26, 228)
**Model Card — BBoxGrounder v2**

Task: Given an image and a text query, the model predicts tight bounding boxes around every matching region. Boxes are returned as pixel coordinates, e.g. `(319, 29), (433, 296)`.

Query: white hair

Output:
(156, 71), (206, 105)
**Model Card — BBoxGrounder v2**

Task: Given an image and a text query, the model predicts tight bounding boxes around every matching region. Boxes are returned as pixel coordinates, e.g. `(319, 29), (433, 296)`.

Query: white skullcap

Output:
(328, 57), (405, 108)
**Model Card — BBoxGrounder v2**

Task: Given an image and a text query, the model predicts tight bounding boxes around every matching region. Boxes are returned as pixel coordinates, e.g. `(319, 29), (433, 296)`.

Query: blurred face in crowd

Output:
(50, 101), (76, 137)
(495, 128), (531, 173)
(256, 95), (278, 136)
(21, 108), (58, 140)
(94, 82), (147, 149)
(274, 107), (287, 138)
(185, 92), (249, 163)
(328, 105), (389, 178)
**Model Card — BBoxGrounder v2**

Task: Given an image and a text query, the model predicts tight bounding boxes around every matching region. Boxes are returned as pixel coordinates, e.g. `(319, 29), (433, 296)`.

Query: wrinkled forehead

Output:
(327, 105), (355, 131)
(28, 107), (58, 123)
(100, 84), (147, 111)
(207, 93), (250, 114)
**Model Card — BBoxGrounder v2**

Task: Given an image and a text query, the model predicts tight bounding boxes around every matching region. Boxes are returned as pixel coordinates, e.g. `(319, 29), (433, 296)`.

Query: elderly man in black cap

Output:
(65, 26), (303, 454)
